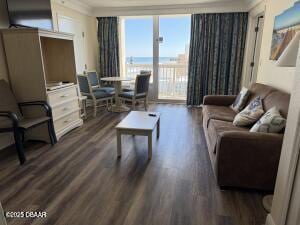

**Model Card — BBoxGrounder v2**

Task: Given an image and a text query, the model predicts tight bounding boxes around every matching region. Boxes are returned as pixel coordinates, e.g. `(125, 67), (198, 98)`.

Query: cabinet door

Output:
(58, 15), (86, 74)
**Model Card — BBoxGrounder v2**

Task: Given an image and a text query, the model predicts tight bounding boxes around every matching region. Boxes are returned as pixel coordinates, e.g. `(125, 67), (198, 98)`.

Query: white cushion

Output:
(233, 96), (264, 126)
(250, 107), (286, 133)
(230, 87), (250, 112)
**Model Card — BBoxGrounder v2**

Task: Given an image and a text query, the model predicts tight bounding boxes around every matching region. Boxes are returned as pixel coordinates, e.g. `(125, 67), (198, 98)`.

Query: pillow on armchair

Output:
(233, 96), (264, 126)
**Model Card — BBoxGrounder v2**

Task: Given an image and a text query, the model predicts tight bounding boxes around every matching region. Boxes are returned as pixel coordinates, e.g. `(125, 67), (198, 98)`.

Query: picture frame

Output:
(270, 1), (300, 60)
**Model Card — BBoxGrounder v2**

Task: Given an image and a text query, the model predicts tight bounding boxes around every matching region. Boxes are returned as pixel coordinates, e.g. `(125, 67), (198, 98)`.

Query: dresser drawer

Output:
(52, 99), (79, 120)
(54, 111), (80, 132)
(48, 87), (78, 106)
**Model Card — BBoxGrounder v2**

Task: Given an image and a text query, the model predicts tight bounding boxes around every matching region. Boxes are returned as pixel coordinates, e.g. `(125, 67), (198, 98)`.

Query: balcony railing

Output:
(125, 63), (188, 100)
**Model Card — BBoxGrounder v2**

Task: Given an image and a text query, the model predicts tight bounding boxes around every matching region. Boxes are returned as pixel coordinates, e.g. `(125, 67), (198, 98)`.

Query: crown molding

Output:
(52, 0), (93, 15)
(92, 1), (248, 17)
(52, 0), (264, 17)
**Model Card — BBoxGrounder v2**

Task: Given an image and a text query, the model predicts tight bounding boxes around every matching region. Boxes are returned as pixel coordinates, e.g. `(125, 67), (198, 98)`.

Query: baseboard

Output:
(266, 214), (276, 225)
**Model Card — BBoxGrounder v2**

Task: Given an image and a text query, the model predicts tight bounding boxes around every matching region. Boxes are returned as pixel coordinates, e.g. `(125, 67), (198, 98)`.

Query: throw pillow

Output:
(233, 96), (264, 126)
(250, 107), (286, 133)
(231, 87), (250, 112)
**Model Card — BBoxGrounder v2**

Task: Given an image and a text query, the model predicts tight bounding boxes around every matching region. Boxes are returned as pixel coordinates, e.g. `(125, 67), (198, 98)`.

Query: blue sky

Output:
(274, 0), (300, 30)
(125, 16), (191, 57)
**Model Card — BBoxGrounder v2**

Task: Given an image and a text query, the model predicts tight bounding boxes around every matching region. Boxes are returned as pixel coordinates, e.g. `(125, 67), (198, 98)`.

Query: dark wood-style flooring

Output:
(0, 104), (267, 225)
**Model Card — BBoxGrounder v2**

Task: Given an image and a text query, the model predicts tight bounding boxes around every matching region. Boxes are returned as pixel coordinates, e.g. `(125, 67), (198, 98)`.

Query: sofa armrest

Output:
(203, 95), (236, 106)
(216, 131), (283, 190)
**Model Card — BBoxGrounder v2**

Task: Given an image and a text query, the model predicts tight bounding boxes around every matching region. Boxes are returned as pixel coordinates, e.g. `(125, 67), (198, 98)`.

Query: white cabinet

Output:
(1, 28), (83, 141)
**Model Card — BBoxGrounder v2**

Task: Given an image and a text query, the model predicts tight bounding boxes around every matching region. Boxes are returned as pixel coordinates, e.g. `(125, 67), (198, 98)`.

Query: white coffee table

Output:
(115, 111), (160, 159)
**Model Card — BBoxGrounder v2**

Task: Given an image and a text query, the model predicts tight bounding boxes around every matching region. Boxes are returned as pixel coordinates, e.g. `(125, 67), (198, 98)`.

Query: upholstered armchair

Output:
(0, 80), (57, 165)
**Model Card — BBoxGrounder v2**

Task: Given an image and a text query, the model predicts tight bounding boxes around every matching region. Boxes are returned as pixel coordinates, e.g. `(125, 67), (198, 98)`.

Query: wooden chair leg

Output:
(144, 98), (148, 111)
(13, 129), (26, 165)
(93, 101), (97, 117)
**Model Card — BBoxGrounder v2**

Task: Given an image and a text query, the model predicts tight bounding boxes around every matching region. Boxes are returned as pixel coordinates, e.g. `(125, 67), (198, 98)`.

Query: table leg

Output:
(117, 130), (122, 157)
(110, 81), (130, 112)
(157, 118), (160, 139)
(114, 81), (122, 108)
(148, 132), (152, 160)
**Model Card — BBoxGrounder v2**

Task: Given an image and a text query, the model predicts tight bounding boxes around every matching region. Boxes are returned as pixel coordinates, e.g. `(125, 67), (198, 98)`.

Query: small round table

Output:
(101, 77), (133, 112)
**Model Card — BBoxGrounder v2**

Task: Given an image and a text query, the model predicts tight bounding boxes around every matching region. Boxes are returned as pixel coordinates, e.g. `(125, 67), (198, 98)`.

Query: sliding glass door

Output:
(121, 15), (191, 102)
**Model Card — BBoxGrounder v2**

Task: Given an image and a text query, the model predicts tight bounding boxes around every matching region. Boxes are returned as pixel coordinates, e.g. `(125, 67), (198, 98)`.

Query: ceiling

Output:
(74, 0), (255, 8)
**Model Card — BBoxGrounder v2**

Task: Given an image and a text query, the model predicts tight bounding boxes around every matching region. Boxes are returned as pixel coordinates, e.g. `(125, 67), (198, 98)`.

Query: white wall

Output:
(255, 1), (300, 225)
(241, 1), (266, 88)
(51, 2), (99, 72)
(256, 0), (297, 93)
(266, 42), (300, 225)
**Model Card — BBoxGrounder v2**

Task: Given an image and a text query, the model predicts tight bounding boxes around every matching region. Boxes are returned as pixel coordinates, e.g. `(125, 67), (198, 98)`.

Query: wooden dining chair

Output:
(86, 71), (115, 94)
(77, 75), (114, 117)
(118, 73), (151, 110)
(122, 70), (151, 92)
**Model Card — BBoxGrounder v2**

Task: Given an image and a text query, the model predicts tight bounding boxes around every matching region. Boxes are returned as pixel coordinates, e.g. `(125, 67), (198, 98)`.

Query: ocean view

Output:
(126, 57), (177, 64)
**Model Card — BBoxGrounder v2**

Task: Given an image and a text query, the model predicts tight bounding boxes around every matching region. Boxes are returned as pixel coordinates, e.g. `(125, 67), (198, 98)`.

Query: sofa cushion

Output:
(246, 83), (276, 106)
(202, 105), (237, 128)
(263, 91), (290, 119)
(207, 119), (249, 154)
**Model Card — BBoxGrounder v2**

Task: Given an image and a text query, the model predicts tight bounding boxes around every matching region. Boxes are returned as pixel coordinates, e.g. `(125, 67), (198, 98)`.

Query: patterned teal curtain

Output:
(187, 13), (248, 106)
(97, 17), (120, 77)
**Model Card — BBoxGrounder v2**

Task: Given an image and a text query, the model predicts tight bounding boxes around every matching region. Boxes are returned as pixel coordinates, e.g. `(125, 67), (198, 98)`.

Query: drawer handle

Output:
(60, 94), (70, 98)
(64, 119), (72, 123)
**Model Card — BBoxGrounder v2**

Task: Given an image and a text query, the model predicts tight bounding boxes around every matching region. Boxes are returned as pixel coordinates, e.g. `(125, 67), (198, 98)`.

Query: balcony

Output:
(125, 63), (188, 100)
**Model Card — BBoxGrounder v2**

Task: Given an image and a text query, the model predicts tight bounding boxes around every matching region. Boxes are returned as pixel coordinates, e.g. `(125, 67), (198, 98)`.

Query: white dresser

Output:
(47, 85), (82, 139)
(1, 28), (83, 141)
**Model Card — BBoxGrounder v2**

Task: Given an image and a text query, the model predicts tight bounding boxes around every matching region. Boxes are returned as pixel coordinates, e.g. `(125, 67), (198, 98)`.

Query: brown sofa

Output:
(202, 83), (290, 191)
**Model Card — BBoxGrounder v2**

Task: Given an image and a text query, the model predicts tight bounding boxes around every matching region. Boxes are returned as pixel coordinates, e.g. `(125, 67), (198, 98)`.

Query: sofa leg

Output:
(13, 130), (26, 165)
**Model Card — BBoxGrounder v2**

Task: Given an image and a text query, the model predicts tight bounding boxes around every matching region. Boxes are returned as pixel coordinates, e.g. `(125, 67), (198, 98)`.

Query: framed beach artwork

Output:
(270, 0), (300, 60)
